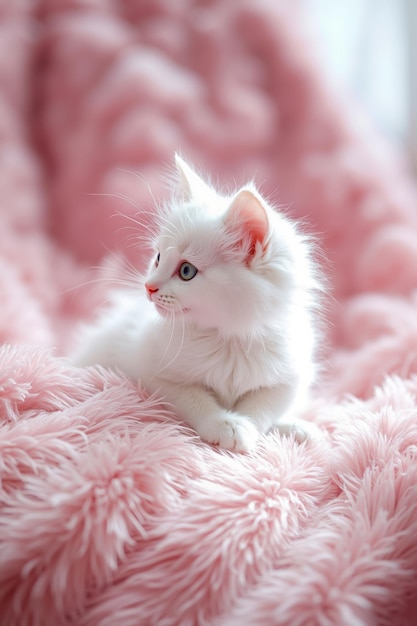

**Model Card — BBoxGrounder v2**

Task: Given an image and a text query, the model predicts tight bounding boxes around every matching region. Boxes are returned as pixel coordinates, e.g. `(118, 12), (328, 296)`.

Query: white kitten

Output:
(73, 155), (322, 452)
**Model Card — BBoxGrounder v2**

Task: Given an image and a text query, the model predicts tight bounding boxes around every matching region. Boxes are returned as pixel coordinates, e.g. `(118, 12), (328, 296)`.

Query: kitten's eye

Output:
(155, 252), (160, 268)
(178, 261), (198, 281)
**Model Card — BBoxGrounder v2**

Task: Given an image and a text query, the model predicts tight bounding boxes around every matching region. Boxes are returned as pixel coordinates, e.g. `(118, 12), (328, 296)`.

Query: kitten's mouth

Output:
(154, 303), (190, 316)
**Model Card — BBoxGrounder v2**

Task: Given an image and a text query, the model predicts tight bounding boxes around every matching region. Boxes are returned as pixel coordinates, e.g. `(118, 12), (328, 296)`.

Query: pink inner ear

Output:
(226, 190), (269, 258)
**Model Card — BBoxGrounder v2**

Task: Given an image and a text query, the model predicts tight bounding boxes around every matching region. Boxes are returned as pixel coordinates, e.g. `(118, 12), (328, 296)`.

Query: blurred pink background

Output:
(2, 4), (417, 625)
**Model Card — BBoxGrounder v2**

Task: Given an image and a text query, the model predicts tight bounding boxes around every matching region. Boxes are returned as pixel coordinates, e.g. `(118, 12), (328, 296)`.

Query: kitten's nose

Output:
(145, 283), (159, 298)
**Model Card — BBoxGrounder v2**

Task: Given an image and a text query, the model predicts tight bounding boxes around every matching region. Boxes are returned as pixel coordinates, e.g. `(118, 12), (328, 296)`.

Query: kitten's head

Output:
(144, 155), (312, 336)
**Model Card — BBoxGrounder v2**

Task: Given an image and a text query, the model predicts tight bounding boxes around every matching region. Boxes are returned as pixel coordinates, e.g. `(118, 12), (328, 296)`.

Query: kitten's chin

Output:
(154, 303), (190, 317)
(189, 312), (264, 337)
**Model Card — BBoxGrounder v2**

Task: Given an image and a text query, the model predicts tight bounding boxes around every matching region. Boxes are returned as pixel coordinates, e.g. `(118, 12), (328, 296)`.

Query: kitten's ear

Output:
(224, 189), (269, 259)
(175, 153), (210, 201)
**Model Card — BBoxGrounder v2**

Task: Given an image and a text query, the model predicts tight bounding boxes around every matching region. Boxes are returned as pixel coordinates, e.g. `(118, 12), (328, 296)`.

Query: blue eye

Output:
(178, 261), (198, 281)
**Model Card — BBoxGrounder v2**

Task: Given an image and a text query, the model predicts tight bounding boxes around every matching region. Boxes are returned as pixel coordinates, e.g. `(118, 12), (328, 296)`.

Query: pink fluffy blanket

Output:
(2, 2), (417, 625)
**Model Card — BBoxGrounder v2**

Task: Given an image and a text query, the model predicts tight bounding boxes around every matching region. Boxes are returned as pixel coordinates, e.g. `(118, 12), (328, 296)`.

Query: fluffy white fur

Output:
(73, 155), (321, 452)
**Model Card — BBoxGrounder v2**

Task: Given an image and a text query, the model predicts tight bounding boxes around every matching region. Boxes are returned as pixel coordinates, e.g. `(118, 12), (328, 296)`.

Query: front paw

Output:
(199, 413), (259, 453)
(273, 419), (323, 443)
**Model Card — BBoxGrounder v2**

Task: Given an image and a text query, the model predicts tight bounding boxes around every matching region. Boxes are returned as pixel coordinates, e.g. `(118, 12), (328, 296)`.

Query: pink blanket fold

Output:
(1, 1), (417, 624)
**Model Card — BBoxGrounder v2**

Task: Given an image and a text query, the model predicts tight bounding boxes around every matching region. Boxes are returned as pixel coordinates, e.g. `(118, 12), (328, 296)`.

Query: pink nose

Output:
(145, 283), (158, 297)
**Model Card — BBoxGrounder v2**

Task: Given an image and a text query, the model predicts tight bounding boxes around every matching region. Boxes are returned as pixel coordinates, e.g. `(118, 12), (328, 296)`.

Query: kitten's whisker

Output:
(122, 234), (155, 253)
(122, 274), (145, 291)
(122, 258), (144, 282)
(64, 274), (144, 296)
(117, 279), (143, 289)
(115, 167), (162, 209)
(112, 211), (158, 238)
(86, 191), (158, 237)
(87, 191), (139, 211)
(157, 307), (187, 375)
(115, 225), (156, 242)
(179, 310), (186, 366)
(62, 276), (116, 294)
(120, 229), (154, 243)
(157, 308), (177, 371)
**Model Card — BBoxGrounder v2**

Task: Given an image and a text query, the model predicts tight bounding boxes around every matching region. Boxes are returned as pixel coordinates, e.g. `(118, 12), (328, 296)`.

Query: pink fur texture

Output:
(1, 1), (417, 624)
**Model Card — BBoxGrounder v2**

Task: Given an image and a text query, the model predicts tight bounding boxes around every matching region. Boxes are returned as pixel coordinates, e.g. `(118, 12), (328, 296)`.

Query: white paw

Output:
(274, 419), (323, 444)
(199, 414), (259, 453)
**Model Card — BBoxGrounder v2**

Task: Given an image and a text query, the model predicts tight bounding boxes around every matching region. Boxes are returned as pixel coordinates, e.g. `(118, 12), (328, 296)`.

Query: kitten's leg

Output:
(155, 381), (259, 452)
(234, 383), (322, 443)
